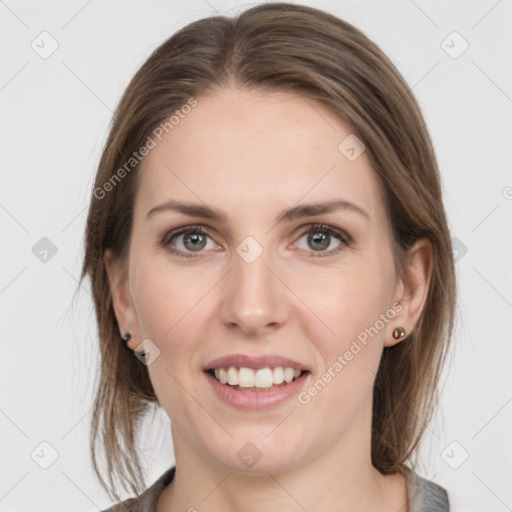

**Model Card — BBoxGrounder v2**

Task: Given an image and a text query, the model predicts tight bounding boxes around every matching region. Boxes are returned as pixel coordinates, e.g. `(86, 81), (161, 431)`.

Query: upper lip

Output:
(205, 354), (310, 372)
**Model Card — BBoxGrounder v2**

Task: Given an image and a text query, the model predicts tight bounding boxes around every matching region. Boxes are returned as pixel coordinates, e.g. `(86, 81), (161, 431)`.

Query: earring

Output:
(121, 332), (146, 359)
(392, 326), (406, 340)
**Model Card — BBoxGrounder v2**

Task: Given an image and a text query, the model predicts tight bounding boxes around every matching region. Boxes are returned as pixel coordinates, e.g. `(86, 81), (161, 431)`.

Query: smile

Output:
(204, 353), (311, 407)
(209, 366), (304, 391)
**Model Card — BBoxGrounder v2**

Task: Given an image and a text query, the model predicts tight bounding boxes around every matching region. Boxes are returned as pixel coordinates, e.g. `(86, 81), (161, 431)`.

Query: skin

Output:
(105, 86), (432, 511)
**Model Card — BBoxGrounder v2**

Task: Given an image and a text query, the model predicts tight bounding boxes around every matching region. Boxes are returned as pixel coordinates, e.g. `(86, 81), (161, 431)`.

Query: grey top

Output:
(101, 466), (449, 511)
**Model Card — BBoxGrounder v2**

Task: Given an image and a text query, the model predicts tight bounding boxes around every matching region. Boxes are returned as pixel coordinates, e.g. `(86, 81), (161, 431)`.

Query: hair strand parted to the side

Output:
(81, 2), (455, 501)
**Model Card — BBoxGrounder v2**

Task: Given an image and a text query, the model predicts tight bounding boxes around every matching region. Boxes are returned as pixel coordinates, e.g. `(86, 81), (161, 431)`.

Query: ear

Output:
(104, 248), (139, 351)
(385, 238), (433, 347)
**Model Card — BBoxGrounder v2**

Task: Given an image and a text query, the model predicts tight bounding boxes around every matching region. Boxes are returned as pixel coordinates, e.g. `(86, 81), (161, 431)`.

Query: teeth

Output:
(255, 368), (273, 388)
(273, 367), (284, 385)
(283, 367), (295, 383)
(238, 367), (255, 387)
(227, 367), (238, 386)
(211, 366), (303, 388)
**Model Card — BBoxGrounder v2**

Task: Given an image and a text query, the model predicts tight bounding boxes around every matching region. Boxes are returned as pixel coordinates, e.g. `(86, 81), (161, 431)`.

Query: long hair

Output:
(81, 2), (456, 501)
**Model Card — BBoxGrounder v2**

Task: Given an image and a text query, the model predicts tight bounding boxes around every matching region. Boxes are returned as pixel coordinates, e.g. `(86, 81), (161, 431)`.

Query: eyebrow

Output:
(146, 199), (370, 223)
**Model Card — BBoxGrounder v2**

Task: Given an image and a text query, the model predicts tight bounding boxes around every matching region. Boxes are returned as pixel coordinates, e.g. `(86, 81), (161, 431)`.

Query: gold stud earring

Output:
(392, 326), (406, 340)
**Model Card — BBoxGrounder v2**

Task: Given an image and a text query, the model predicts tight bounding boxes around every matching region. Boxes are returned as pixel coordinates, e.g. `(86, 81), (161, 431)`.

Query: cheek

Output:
(297, 271), (390, 425)
(311, 262), (393, 350)
(301, 261), (394, 407)
(131, 253), (213, 342)
(130, 261), (210, 421)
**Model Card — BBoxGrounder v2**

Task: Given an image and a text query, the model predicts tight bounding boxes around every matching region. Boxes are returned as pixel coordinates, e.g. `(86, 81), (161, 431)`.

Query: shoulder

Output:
(100, 467), (176, 512)
(407, 470), (450, 512)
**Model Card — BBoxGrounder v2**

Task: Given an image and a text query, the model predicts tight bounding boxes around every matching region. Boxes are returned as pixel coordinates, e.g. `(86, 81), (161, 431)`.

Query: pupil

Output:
(184, 233), (206, 251)
(309, 232), (329, 251)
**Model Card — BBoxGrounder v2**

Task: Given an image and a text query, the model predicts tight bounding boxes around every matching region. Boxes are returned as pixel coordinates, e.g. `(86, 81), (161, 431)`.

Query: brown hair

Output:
(81, 2), (456, 502)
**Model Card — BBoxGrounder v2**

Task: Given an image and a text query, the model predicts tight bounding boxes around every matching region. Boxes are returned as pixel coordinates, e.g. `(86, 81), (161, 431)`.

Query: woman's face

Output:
(108, 87), (415, 474)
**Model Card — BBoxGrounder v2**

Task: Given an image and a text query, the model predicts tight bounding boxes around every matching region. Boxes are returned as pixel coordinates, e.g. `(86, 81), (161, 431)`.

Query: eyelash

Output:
(159, 223), (352, 259)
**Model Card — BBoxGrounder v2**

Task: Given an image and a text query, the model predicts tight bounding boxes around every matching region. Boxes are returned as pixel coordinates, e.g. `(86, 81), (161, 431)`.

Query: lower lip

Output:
(204, 371), (309, 409)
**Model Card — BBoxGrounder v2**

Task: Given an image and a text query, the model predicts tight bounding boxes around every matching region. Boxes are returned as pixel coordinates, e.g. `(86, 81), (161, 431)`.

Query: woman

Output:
(82, 3), (455, 511)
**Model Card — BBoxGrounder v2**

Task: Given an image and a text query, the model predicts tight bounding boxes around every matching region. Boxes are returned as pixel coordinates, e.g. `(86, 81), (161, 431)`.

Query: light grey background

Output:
(1, 0), (511, 510)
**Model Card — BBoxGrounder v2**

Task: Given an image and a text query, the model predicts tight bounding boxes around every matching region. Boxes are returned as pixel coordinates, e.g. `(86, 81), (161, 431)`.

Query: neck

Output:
(157, 417), (409, 512)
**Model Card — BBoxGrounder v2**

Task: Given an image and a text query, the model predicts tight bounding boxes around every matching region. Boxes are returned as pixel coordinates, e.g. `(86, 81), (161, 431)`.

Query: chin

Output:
(205, 431), (305, 476)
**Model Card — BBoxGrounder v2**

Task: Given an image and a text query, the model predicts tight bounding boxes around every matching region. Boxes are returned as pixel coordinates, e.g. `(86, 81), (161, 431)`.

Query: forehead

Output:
(136, 87), (385, 222)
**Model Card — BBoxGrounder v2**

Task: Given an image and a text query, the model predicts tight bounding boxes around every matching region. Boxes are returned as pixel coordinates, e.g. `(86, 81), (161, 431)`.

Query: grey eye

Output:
(296, 229), (343, 253)
(169, 230), (215, 253)
(182, 232), (207, 251)
(307, 231), (332, 251)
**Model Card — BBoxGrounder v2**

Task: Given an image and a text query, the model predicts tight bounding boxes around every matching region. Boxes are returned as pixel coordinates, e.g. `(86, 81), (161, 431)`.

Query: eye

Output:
(160, 225), (218, 258)
(160, 223), (352, 259)
(295, 223), (351, 258)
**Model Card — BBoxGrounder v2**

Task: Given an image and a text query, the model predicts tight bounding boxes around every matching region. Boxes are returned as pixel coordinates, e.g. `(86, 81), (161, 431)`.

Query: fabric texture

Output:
(100, 466), (449, 512)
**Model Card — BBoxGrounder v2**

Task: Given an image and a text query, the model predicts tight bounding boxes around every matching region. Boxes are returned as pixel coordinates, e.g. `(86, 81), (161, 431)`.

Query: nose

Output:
(217, 245), (290, 337)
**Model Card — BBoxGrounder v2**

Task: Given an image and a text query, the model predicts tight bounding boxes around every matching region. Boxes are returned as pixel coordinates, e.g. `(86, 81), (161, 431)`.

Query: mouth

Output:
(205, 366), (308, 392)
(203, 354), (311, 407)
